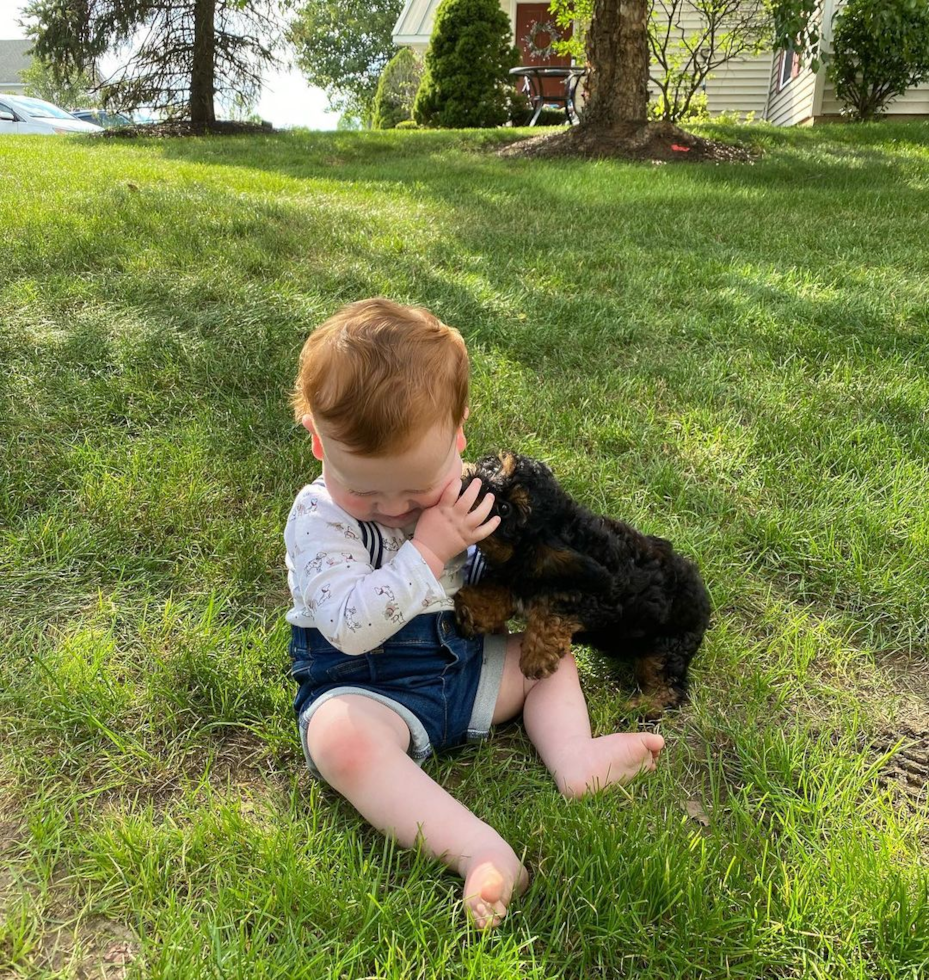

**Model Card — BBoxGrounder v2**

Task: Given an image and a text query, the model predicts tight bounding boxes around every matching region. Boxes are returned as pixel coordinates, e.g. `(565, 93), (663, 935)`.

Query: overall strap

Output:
(358, 521), (384, 569)
(464, 547), (486, 585)
(356, 524), (487, 581)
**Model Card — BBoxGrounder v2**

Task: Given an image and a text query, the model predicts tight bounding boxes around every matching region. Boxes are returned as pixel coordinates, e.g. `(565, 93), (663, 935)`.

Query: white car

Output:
(0, 95), (103, 135)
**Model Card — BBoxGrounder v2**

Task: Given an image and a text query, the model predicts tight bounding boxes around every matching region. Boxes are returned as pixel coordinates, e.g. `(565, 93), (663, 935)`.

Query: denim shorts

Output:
(289, 612), (507, 780)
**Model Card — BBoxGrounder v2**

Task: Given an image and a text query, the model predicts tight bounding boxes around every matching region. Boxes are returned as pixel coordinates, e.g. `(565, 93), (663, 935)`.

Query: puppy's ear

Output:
(534, 543), (611, 593)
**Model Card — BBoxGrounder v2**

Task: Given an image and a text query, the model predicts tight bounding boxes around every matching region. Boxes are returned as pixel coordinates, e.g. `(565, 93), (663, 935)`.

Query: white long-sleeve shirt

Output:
(284, 477), (483, 656)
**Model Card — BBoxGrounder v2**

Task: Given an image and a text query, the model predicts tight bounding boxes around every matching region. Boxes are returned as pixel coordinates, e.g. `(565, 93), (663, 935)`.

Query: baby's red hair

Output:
(293, 298), (469, 456)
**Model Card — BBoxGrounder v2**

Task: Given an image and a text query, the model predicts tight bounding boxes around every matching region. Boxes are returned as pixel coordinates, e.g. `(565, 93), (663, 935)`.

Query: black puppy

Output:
(455, 452), (711, 716)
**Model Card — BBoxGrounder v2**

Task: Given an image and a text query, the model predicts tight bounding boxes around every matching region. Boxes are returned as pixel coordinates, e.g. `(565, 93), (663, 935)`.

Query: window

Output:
(778, 48), (798, 91)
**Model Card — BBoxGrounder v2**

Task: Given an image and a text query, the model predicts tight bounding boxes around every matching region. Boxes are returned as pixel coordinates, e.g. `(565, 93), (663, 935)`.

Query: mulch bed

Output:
(98, 118), (755, 164)
(499, 120), (759, 164)
(101, 120), (274, 139)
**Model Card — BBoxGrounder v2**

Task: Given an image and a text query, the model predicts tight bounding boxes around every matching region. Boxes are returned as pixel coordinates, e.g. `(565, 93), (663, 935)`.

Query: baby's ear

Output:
(302, 416), (325, 461)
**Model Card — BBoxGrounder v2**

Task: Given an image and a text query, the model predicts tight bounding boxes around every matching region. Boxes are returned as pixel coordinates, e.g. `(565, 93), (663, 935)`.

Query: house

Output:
(392, 0), (929, 124)
(767, 0), (929, 125)
(0, 39), (32, 96)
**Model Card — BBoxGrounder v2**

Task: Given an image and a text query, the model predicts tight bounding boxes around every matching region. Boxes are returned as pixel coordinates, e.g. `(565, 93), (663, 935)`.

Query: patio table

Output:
(509, 66), (587, 126)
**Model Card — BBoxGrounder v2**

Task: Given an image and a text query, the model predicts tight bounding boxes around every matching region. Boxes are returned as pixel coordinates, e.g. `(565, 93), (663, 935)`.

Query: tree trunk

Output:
(501, 0), (748, 159)
(189, 0), (217, 124)
(582, 0), (650, 131)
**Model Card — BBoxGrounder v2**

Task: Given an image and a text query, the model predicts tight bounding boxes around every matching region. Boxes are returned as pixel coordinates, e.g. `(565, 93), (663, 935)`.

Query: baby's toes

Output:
(467, 897), (504, 930)
(641, 732), (665, 758)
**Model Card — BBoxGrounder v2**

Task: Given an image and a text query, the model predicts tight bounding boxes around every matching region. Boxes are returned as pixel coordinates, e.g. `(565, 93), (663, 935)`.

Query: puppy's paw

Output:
(519, 647), (561, 680)
(454, 593), (479, 638)
(627, 694), (666, 722)
(628, 690), (684, 721)
(454, 585), (512, 637)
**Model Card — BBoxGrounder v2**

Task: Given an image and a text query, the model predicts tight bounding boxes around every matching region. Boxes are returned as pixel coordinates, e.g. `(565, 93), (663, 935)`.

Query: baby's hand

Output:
(413, 477), (498, 576)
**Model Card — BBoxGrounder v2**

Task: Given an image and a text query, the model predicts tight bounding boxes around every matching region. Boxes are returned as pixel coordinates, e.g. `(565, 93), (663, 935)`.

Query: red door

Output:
(514, 3), (574, 98)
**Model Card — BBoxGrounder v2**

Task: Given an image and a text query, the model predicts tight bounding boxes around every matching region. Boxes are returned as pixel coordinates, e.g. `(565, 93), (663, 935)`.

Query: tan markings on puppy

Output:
(520, 600), (581, 680)
(632, 656), (680, 718)
(461, 461), (476, 478)
(498, 452), (517, 478)
(533, 545), (581, 578)
(477, 535), (514, 566)
(454, 584), (515, 637)
(508, 485), (530, 515)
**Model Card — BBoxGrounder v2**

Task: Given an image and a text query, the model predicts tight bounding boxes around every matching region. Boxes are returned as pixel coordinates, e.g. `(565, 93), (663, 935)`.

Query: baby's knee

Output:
(305, 699), (396, 785)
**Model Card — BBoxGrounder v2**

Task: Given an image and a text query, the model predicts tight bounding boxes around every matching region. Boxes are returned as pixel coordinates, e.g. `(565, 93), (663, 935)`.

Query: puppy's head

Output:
(462, 452), (574, 570)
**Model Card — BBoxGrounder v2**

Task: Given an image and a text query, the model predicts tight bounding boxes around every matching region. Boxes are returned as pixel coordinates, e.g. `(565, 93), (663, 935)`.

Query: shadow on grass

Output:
(4, 123), (929, 644)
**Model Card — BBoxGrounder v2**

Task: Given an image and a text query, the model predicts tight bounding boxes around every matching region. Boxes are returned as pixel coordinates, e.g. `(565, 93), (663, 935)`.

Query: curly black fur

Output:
(456, 452), (711, 715)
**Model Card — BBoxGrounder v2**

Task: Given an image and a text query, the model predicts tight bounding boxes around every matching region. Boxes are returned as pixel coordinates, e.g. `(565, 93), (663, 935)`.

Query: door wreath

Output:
(522, 19), (561, 61)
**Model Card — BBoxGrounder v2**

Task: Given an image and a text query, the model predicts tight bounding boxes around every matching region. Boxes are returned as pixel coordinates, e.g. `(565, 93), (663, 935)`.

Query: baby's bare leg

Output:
(495, 639), (665, 797)
(306, 695), (528, 929)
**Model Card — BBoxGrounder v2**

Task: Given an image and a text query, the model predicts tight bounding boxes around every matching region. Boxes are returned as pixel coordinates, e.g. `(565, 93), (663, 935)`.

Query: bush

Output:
(372, 47), (424, 130)
(828, 0), (929, 120)
(535, 108), (571, 126)
(506, 91), (569, 126)
(413, 0), (519, 128)
(507, 90), (532, 125)
(648, 0), (770, 123)
(648, 91), (710, 123)
(395, 119), (420, 129)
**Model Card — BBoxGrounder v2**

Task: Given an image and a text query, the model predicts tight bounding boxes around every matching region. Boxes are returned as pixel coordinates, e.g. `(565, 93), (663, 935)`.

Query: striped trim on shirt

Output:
(358, 521), (385, 570)
(465, 548), (486, 585)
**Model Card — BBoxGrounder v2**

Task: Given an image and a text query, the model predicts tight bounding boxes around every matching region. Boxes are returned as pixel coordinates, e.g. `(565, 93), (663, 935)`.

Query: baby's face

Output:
(313, 421), (466, 529)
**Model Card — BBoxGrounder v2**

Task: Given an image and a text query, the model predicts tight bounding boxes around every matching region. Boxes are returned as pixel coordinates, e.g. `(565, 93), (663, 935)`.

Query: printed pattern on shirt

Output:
(284, 476), (482, 655)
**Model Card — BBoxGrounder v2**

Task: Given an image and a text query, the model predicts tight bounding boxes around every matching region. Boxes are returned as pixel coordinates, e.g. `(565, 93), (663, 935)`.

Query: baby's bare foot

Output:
(460, 847), (529, 930)
(554, 732), (665, 799)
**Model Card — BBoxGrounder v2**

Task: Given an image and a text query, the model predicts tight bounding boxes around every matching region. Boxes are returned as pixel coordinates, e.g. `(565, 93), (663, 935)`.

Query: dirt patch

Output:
(0, 813), (28, 917)
(870, 647), (929, 734)
(32, 916), (140, 980)
(0, 730), (283, 977)
(1, 808), (139, 978)
(499, 120), (758, 164)
(101, 120), (274, 139)
(81, 727), (294, 818)
(872, 727), (929, 814)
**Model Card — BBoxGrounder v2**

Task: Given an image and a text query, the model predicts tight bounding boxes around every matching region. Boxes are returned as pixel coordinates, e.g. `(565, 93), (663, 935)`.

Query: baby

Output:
(285, 298), (664, 928)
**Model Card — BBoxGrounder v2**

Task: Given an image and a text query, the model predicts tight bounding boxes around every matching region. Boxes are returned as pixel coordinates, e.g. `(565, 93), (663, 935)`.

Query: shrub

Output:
(648, 90), (710, 122)
(507, 90), (532, 125)
(413, 0), (519, 128)
(506, 92), (569, 127)
(828, 0), (929, 120)
(372, 47), (424, 129)
(649, 0), (770, 123)
(535, 108), (571, 126)
(395, 118), (420, 129)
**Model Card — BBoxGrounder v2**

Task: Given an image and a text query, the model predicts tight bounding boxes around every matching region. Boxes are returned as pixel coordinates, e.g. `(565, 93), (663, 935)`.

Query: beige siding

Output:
(766, 59), (819, 126)
(647, 57), (770, 117)
(647, 4), (771, 116)
(392, 0), (440, 51)
(820, 79), (929, 118)
(702, 53), (771, 115)
(647, 53), (770, 117)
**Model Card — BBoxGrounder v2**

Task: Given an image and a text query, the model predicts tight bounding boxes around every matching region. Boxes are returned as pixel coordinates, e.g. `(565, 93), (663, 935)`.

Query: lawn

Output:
(1, 121), (928, 979)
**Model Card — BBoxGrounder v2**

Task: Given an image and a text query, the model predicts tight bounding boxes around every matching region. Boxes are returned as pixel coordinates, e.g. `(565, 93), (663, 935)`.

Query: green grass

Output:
(2, 121), (928, 978)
